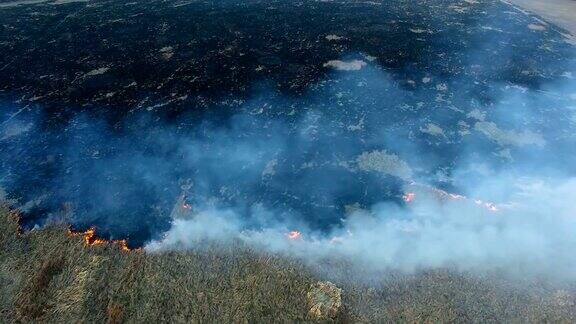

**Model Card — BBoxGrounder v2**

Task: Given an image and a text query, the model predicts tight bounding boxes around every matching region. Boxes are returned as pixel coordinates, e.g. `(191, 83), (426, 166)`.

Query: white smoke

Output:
(146, 172), (576, 279)
(2, 2), (575, 280)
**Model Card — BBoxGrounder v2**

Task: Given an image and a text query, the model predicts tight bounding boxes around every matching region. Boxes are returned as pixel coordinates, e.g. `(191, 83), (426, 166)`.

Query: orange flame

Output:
(287, 230), (302, 240)
(407, 185), (500, 213)
(403, 192), (416, 203)
(9, 205), (142, 253)
(67, 227), (138, 252)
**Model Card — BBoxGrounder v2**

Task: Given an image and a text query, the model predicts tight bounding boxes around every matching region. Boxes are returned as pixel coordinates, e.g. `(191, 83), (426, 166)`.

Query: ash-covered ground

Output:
(1, 0), (576, 276)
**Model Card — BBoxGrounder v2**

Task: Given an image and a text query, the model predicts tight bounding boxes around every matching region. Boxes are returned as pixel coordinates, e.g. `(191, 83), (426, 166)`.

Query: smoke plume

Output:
(1, 0), (576, 279)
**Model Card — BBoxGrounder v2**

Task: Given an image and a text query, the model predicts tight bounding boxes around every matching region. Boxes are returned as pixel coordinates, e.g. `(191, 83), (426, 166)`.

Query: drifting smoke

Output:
(140, 69), (576, 278)
(147, 175), (576, 279)
(1, 1), (576, 279)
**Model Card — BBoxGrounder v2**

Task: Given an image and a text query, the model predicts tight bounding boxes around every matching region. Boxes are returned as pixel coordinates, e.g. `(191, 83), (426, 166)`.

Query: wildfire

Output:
(287, 230), (302, 240)
(402, 192), (416, 203)
(67, 227), (134, 252)
(403, 184), (500, 213)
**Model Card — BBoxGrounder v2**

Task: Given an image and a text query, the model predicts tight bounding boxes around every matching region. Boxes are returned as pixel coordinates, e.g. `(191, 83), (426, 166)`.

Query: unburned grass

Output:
(1, 204), (575, 323)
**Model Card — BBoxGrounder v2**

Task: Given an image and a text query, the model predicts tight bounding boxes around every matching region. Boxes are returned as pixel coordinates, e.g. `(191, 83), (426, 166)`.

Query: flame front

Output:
(403, 192), (416, 203)
(403, 185), (499, 213)
(287, 230), (302, 240)
(67, 227), (135, 252)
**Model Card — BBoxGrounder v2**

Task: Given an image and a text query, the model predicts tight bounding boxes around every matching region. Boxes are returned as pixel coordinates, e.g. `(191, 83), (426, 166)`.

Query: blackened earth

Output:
(0, 0), (575, 246)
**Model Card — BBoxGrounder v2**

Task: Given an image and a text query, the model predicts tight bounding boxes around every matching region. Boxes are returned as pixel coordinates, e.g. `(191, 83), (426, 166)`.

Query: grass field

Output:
(1, 204), (576, 323)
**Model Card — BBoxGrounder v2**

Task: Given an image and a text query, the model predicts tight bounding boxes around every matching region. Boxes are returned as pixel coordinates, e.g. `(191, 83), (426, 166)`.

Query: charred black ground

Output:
(1, 0), (575, 247)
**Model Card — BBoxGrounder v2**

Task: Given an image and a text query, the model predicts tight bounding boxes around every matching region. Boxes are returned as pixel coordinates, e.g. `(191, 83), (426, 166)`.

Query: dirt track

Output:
(505, 0), (576, 35)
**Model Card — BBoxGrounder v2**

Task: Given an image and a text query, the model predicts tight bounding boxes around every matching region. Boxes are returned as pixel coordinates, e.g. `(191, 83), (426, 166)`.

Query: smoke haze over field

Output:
(3, 62), (576, 278)
(148, 176), (576, 279)
(142, 69), (576, 279)
(1, 0), (576, 279)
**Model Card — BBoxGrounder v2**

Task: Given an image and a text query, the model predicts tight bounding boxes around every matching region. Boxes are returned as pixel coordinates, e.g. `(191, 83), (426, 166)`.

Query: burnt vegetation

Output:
(1, 205), (576, 323)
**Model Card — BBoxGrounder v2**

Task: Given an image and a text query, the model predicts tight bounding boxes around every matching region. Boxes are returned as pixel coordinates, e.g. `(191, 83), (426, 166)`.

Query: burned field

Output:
(1, 0), (576, 321)
(1, 0), (575, 246)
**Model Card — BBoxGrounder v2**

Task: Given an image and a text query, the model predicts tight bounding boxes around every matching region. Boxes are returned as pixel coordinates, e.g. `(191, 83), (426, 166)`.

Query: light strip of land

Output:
(504, 0), (576, 36)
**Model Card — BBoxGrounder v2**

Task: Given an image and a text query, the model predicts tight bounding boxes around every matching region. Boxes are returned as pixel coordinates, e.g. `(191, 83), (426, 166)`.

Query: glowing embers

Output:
(402, 192), (416, 203)
(170, 193), (194, 220)
(286, 230), (302, 240)
(182, 203), (193, 210)
(402, 183), (499, 213)
(67, 227), (134, 252)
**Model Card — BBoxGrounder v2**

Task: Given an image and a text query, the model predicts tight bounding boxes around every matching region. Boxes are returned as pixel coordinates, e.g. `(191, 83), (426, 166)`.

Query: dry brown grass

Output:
(15, 255), (66, 320)
(1, 204), (576, 323)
